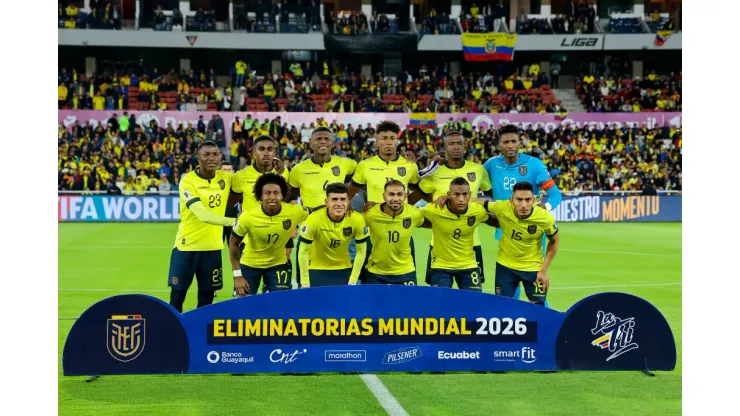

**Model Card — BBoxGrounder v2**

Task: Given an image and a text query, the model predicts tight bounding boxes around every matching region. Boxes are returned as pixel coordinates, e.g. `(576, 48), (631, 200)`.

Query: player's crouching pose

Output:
(228, 173), (310, 296)
(421, 177), (499, 291)
(362, 180), (425, 285)
(298, 183), (369, 287)
(481, 181), (560, 305)
(168, 141), (239, 313)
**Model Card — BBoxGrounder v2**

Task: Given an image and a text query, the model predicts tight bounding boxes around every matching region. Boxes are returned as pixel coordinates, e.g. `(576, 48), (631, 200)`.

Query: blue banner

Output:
(552, 196), (681, 222)
(62, 286), (677, 376)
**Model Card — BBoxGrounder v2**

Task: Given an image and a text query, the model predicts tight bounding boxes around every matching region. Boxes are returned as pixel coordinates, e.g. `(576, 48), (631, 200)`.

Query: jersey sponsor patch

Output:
(519, 165), (528, 176)
(467, 172), (477, 182)
(403, 217), (412, 229)
(397, 167), (406, 176)
(219, 179), (226, 190)
(528, 225), (537, 234)
(331, 166), (340, 176)
(467, 216), (476, 226)
(343, 227), (353, 237)
(283, 219), (292, 230)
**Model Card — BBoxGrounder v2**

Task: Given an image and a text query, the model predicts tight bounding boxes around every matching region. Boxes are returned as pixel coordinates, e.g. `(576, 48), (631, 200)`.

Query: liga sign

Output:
(63, 286), (677, 375)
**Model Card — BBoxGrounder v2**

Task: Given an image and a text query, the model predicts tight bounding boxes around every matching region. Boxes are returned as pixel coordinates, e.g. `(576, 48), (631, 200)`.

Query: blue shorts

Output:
(309, 268), (352, 287)
(426, 244), (483, 283)
(495, 263), (546, 305)
(241, 262), (292, 295)
(428, 267), (482, 291)
(365, 271), (417, 285)
(167, 248), (223, 291)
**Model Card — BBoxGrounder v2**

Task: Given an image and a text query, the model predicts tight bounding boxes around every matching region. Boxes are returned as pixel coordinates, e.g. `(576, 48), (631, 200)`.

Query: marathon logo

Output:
(324, 350), (367, 362)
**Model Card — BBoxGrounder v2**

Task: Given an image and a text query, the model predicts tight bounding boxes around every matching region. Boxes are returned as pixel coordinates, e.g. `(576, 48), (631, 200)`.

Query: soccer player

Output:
(231, 135), (292, 292)
(421, 177), (498, 291)
(348, 121), (420, 277)
(348, 121), (420, 205)
(167, 140), (238, 313)
(228, 173), (310, 296)
(220, 161), (237, 244)
(289, 127), (357, 287)
(297, 183), (369, 287)
(482, 124), (562, 304)
(418, 131), (492, 284)
(481, 181), (560, 305)
(363, 180), (425, 285)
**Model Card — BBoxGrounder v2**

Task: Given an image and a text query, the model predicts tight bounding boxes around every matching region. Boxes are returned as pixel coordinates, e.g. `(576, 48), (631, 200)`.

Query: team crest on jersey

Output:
(218, 179), (226, 190)
(397, 167), (407, 176)
(467, 216), (476, 226)
(467, 172), (477, 182)
(403, 217), (412, 229)
(519, 165), (528, 176)
(528, 225), (537, 234)
(343, 227), (353, 237)
(331, 166), (341, 176)
(282, 219), (292, 230)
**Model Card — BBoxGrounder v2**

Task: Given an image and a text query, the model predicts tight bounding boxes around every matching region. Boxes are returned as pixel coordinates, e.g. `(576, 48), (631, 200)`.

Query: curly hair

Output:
(253, 172), (289, 202)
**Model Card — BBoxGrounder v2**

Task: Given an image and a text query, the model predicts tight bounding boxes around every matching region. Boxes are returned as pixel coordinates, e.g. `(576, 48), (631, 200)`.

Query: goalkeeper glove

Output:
(418, 159), (442, 179)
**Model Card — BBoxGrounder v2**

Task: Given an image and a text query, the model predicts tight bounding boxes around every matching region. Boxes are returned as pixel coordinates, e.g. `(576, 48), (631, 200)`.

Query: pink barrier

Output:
(58, 110), (682, 145)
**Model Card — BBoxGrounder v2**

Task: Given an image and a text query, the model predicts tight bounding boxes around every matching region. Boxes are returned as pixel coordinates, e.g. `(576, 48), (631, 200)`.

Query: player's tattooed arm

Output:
(228, 232), (250, 297)
(227, 191), (243, 206)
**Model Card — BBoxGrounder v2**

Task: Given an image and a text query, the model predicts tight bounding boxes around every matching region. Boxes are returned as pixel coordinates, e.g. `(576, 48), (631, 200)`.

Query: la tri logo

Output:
(590, 310), (639, 362)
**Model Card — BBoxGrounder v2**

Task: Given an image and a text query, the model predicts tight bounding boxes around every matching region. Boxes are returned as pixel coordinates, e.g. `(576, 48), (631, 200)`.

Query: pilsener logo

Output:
(325, 350), (367, 362)
(382, 346), (422, 364)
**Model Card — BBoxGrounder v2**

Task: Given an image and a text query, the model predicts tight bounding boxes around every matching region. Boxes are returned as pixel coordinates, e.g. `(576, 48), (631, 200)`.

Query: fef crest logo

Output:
(186, 35), (198, 46)
(590, 311), (638, 362)
(107, 315), (146, 362)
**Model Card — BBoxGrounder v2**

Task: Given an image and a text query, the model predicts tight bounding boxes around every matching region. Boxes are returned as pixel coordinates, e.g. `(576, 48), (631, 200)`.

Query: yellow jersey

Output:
(418, 160), (492, 246)
(298, 209), (369, 270)
(175, 170), (234, 251)
(232, 202), (309, 268)
(363, 203), (424, 275)
(421, 202), (490, 270)
(288, 156), (357, 209)
(232, 165), (290, 207)
(485, 200), (558, 272)
(352, 155), (420, 203)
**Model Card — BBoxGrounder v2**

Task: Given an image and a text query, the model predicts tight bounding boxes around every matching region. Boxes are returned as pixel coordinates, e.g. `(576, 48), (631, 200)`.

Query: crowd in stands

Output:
(420, 9), (460, 34)
(58, 113), (682, 194)
(577, 71), (681, 112)
(151, 6), (218, 32)
(519, 0), (596, 35)
(59, 0), (122, 30)
(461, 2), (506, 33)
(330, 11), (369, 35)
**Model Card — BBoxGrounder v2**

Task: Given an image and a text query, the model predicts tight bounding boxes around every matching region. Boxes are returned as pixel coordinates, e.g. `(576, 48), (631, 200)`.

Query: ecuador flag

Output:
(410, 112), (436, 128)
(655, 30), (672, 46)
(462, 33), (517, 61)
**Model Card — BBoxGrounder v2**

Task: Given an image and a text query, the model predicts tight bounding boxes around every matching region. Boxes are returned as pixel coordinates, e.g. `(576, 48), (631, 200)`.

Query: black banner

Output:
(323, 33), (418, 54)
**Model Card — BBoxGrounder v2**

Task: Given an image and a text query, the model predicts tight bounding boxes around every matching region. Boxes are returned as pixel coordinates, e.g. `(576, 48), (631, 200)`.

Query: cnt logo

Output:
(591, 311), (639, 362)
(270, 348), (308, 364)
(382, 346), (423, 365)
(492, 347), (537, 364)
(206, 351), (255, 364)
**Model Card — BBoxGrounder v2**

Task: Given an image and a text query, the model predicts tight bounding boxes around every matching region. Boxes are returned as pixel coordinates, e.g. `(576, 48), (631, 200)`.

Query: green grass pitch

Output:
(58, 223), (681, 415)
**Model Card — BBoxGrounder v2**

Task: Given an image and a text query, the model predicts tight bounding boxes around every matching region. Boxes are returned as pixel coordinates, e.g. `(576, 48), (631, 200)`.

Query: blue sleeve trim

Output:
(355, 236), (369, 244)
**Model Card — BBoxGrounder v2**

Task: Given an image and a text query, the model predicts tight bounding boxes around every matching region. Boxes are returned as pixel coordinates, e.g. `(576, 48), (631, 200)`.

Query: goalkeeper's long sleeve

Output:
(189, 201), (235, 227)
(542, 184), (563, 211)
(349, 241), (367, 285)
(298, 239), (311, 287)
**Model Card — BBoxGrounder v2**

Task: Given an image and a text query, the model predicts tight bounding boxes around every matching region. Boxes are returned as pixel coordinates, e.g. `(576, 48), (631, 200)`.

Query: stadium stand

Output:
(419, 9), (460, 35)
(58, 113), (682, 194)
(576, 72), (682, 112)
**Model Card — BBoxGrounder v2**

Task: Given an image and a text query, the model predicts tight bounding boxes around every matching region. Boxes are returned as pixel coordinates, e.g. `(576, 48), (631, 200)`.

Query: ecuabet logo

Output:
(382, 346), (422, 364)
(437, 351), (480, 360)
(591, 311), (639, 361)
(106, 315), (145, 362)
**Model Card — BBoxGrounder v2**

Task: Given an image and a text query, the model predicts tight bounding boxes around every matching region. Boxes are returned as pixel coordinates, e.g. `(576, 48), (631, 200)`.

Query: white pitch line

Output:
(58, 282), (682, 293)
(360, 374), (409, 416)
(559, 248), (680, 257)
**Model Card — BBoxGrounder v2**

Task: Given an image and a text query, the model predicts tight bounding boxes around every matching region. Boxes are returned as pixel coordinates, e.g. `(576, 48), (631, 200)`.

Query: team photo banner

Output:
(62, 286), (677, 376)
(58, 195), (682, 223)
(58, 111), (682, 144)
